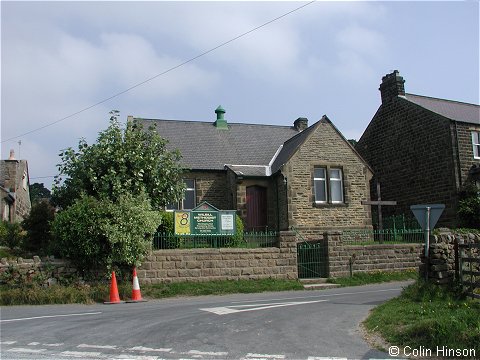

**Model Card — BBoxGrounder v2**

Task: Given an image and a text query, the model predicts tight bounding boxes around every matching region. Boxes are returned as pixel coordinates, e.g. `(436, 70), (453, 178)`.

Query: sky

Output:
(1, 1), (479, 189)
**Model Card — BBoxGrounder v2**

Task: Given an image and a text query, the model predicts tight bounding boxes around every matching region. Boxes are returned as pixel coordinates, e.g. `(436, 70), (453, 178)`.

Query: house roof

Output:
(134, 118), (299, 171)
(271, 120), (319, 173)
(403, 94), (479, 125)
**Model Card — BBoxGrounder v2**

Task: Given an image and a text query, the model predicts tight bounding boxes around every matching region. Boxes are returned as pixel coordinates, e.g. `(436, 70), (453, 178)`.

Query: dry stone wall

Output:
(421, 230), (480, 284)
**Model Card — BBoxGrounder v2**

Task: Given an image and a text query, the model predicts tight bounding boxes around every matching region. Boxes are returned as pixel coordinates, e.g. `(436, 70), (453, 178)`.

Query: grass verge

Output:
(364, 280), (480, 358)
(327, 270), (418, 287)
(0, 278), (304, 306)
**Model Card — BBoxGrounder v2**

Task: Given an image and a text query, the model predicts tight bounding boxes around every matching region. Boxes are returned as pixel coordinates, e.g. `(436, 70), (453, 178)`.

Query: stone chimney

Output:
(379, 70), (405, 104)
(214, 105), (228, 130)
(8, 149), (16, 160)
(294, 117), (308, 132)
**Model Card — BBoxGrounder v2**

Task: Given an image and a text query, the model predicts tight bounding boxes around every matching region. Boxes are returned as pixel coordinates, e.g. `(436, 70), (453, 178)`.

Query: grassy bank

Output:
(364, 281), (480, 358)
(327, 270), (418, 287)
(0, 278), (304, 306)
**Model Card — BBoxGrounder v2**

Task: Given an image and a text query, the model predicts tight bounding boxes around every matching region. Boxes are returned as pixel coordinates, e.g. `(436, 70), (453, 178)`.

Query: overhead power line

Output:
(1, 1), (315, 144)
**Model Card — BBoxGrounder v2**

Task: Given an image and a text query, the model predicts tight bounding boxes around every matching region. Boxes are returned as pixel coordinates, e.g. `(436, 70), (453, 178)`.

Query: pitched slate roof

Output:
(135, 118), (299, 171)
(403, 94), (479, 125)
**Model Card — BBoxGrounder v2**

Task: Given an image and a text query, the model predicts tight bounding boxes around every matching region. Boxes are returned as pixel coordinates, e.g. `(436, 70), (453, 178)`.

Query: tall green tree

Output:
(52, 111), (185, 209)
(29, 183), (51, 204)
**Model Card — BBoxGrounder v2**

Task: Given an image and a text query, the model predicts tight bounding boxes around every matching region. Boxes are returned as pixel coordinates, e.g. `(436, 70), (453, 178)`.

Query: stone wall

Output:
(0, 256), (75, 285)
(324, 231), (422, 278)
(185, 171), (230, 210)
(284, 119), (373, 234)
(421, 230), (480, 284)
(137, 231), (297, 283)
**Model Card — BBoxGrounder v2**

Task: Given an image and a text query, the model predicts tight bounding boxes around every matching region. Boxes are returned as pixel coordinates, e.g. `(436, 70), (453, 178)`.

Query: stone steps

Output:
(299, 278), (341, 290)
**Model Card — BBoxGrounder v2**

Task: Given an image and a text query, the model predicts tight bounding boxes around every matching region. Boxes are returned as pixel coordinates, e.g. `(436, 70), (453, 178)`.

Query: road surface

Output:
(0, 281), (412, 360)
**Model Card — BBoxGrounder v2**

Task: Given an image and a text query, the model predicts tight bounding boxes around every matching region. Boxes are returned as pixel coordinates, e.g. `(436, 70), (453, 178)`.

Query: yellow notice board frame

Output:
(174, 211), (191, 235)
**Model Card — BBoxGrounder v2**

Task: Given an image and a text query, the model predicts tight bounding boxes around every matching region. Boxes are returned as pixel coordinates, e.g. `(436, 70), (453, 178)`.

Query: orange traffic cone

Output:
(104, 271), (125, 304)
(127, 267), (147, 303)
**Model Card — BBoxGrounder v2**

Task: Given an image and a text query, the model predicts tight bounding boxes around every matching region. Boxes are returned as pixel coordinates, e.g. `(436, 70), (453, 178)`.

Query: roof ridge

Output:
(405, 93), (479, 107)
(134, 117), (296, 128)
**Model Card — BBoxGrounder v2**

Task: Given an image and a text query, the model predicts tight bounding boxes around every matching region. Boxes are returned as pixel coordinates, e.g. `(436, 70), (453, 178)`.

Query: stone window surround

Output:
(312, 165), (346, 207)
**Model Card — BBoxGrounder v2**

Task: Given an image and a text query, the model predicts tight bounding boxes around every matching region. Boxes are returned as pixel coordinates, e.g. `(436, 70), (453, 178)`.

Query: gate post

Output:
(324, 231), (344, 278)
(279, 230), (298, 279)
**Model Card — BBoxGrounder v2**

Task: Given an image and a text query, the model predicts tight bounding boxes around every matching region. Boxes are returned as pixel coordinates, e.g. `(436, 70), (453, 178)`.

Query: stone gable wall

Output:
(283, 121), (372, 234)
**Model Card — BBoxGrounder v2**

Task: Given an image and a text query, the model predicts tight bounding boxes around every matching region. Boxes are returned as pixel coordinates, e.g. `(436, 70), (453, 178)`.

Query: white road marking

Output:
(201, 299), (328, 315)
(112, 356), (159, 360)
(245, 354), (285, 359)
(128, 346), (172, 352)
(230, 287), (405, 304)
(60, 350), (104, 357)
(78, 343), (118, 350)
(43, 342), (65, 346)
(307, 357), (348, 360)
(0, 311), (102, 322)
(27, 342), (41, 345)
(186, 349), (229, 356)
(7, 347), (46, 353)
(0, 341), (17, 344)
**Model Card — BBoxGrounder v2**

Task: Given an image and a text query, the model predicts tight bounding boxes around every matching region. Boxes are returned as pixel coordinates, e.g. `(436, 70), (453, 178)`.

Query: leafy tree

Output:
(22, 200), (56, 254)
(29, 183), (51, 204)
(52, 192), (161, 275)
(52, 110), (185, 210)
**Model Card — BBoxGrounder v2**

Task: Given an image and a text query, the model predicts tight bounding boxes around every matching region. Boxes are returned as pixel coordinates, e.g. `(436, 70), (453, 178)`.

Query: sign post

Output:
(410, 204), (445, 281)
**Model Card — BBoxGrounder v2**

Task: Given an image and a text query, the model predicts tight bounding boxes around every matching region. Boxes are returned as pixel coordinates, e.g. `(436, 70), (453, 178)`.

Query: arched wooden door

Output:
(246, 186), (267, 231)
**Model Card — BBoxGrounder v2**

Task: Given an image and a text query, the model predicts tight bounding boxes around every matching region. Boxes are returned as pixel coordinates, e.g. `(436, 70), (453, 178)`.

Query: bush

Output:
(457, 182), (480, 229)
(0, 222), (26, 250)
(52, 192), (161, 276)
(22, 201), (56, 255)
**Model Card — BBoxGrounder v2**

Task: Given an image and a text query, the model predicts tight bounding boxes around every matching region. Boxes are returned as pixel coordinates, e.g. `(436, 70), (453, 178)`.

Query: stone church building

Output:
(132, 107), (373, 239)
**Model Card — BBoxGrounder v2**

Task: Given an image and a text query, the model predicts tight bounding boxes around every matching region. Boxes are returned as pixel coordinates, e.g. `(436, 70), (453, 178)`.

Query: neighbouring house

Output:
(356, 70), (480, 227)
(132, 106), (373, 238)
(0, 150), (32, 223)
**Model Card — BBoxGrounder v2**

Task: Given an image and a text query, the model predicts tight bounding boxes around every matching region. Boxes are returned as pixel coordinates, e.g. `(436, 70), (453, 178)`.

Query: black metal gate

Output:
(297, 241), (329, 278)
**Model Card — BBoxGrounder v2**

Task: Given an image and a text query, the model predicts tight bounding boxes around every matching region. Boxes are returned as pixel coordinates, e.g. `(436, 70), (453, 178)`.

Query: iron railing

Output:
(342, 228), (424, 245)
(372, 214), (421, 231)
(152, 231), (278, 250)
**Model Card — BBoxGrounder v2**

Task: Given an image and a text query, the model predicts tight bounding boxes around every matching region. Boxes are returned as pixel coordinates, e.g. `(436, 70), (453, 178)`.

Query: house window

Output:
(3, 203), (10, 221)
(472, 132), (480, 159)
(329, 168), (344, 203)
(314, 167), (344, 204)
(313, 168), (327, 203)
(22, 171), (28, 190)
(183, 179), (196, 210)
(166, 179), (196, 210)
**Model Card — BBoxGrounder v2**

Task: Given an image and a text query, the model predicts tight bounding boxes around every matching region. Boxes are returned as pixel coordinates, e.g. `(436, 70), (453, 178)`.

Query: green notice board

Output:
(174, 202), (236, 235)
